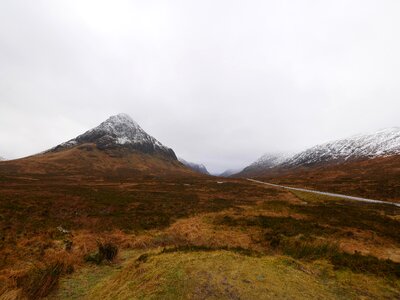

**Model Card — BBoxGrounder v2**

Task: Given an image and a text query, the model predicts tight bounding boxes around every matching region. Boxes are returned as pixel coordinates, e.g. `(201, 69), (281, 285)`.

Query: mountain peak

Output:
(107, 113), (138, 126)
(51, 113), (177, 159)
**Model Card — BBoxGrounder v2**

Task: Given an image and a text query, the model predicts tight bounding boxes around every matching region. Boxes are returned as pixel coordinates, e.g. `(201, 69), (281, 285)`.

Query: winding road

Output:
(247, 179), (400, 208)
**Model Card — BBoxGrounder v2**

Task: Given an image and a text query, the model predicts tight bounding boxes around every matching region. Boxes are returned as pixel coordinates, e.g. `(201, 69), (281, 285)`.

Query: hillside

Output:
(0, 145), (192, 179)
(283, 127), (400, 168)
(260, 155), (400, 202)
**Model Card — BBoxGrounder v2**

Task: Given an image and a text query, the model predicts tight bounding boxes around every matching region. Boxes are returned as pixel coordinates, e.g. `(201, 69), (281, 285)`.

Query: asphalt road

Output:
(247, 178), (400, 208)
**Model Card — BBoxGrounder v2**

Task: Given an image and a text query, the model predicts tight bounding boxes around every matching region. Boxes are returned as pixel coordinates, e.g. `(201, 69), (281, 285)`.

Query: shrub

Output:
(85, 242), (118, 264)
(99, 242), (118, 261)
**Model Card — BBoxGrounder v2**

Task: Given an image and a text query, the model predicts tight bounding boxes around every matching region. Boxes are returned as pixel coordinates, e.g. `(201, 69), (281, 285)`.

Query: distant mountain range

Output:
(178, 158), (209, 175)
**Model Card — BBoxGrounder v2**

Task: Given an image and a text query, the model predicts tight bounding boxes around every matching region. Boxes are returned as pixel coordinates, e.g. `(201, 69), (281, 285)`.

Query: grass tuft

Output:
(18, 261), (66, 299)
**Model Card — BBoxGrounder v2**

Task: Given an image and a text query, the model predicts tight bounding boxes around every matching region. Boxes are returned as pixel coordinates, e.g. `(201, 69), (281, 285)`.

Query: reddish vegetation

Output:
(0, 144), (195, 179)
(247, 156), (400, 202)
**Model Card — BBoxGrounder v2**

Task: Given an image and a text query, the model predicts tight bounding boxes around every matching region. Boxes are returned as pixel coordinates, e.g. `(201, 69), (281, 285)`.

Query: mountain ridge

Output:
(239, 127), (400, 177)
(283, 127), (400, 168)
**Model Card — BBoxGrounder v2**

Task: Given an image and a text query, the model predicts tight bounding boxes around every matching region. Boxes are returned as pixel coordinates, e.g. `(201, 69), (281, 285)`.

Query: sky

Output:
(1, 0), (400, 174)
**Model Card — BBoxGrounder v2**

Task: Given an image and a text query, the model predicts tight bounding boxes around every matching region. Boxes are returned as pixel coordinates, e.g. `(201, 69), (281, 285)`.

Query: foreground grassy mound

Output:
(50, 249), (400, 300)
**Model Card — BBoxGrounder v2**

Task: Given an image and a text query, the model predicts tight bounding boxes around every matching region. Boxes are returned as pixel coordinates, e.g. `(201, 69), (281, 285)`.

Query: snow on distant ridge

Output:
(178, 157), (209, 174)
(284, 127), (400, 167)
(241, 127), (400, 173)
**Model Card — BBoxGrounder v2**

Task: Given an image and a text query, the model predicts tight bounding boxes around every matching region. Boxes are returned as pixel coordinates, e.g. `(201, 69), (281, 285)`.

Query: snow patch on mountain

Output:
(178, 157), (209, 175)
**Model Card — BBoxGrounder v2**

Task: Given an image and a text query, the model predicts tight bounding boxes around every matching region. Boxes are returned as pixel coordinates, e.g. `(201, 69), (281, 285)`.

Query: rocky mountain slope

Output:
(50, 113), (177, 160)
(178, 157), (209, 175)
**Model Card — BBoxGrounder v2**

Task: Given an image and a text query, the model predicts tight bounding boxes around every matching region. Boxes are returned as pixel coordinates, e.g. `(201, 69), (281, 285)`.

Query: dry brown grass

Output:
(166, 214), (256, 250)
(1, 170), (400, 298)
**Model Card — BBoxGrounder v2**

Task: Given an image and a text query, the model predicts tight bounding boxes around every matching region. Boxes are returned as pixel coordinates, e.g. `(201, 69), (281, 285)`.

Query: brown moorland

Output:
(0, 160), (400, 298)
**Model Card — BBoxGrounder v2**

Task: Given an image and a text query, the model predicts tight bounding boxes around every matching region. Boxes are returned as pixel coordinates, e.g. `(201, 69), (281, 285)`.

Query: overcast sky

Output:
(1, 0), (399, 173)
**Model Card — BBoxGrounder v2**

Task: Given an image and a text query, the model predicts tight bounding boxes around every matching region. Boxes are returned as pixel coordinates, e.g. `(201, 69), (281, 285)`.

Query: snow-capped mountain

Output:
(0, 156), (5, 161)
(178, 157), (209, 175)
(239, 127), (400, 176)
(51, 113), (177, 160)
(284, 127), (400, 167)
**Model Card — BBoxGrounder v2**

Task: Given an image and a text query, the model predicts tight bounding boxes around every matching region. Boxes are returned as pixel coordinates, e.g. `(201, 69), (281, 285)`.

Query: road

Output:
(247, 178), (400, 208)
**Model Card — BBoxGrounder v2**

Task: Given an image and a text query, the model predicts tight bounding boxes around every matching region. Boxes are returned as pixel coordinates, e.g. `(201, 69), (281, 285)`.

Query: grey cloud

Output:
(1, 0), (399, 173)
